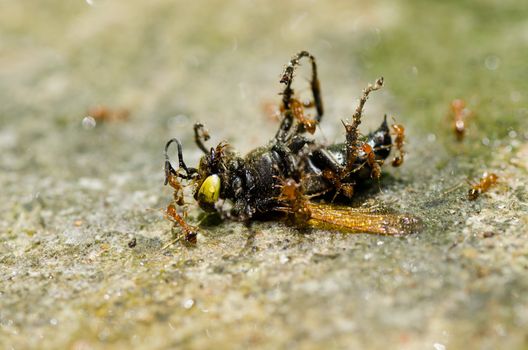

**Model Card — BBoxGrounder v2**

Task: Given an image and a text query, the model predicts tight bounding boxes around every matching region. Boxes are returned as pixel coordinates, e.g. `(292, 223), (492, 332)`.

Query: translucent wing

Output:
(305, 202), (421, 236)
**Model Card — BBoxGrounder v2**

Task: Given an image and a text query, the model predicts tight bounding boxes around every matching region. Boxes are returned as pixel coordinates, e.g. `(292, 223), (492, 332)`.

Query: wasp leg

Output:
(275, 51), (324, 142)
(294, 52), (323, 134)
(193, 122), (210, 154)
(342, 77), (384, 173)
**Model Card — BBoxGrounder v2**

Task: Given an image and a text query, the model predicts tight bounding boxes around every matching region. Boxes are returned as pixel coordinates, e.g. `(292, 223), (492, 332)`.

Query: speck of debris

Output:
(482, 231), (496, 238)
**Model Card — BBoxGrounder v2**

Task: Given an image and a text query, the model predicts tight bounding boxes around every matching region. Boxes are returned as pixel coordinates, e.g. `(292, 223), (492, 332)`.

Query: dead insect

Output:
(468, 172), (498, 201)
(163, 51), (420, 239)
(450, 99), (471, 141)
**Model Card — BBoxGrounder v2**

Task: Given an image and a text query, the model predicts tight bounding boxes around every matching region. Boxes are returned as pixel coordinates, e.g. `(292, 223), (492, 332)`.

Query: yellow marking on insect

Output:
(197, 174), (221, 204)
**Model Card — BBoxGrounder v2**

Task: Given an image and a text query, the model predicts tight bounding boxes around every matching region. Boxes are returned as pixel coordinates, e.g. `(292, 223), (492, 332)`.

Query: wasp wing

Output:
(305, 202), (421, 236)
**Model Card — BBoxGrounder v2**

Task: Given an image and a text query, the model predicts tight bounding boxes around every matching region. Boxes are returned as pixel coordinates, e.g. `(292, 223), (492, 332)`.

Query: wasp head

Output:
(193, 141), (239, 211)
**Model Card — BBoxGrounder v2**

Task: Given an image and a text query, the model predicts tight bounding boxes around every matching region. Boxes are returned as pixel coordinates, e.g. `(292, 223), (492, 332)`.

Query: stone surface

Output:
(1, 0), (527, 349)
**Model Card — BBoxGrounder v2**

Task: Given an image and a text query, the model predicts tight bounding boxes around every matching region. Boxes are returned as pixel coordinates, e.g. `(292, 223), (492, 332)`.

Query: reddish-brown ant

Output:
(275, 177), (311, 225)
(450, 99), (470, 141)
(322, 169), (355, 202)
(468, 172), (498, 201)
(88, 105), (130, 123)
(391, 122), (405, 167)
(165, 203), (198, 244)
(361, 143), (382, 180)
(289, 98), (318, 134)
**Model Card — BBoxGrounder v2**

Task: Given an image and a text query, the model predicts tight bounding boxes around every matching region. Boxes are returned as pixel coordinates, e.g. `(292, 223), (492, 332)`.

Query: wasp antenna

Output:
(164, 138), (191, 184)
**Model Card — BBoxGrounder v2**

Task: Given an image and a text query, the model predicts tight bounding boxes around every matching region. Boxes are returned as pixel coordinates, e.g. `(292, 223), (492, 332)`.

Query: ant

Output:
(88, 105), (130, 123)
(275, 177), (312, 225)
(361, 143), (382, 180)
(390, 121), (405, 167)
(289, 98), (318, 134)
(468, 172), (498, 201)
(450, 99), (471, 141)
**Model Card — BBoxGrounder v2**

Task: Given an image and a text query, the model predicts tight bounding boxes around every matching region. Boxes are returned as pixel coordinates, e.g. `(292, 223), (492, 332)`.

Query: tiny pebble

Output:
(482, 231), (496, 238)
(182, 299), (195, 309)
(82, 116), (96, 129)
(128, 237), (137, 248)
(433, 343), (446, 350)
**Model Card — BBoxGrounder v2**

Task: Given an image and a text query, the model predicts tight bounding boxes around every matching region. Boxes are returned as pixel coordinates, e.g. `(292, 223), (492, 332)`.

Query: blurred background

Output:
(1, 0), (527, 349)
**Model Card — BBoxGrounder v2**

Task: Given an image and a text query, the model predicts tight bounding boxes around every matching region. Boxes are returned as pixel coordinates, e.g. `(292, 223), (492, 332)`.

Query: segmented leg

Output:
(194, 122), (210, 154)
(306, 78), (385, 200)
(275, 51), (324, 142)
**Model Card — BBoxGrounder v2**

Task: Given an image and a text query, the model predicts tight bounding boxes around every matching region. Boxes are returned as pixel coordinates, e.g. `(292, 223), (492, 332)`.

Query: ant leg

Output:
(275, 51), (324, 141)
(194, 123), (210, 154)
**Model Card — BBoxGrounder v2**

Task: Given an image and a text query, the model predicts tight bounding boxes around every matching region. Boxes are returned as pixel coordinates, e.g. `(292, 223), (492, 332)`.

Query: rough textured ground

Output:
(1, 0), (527, 349)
